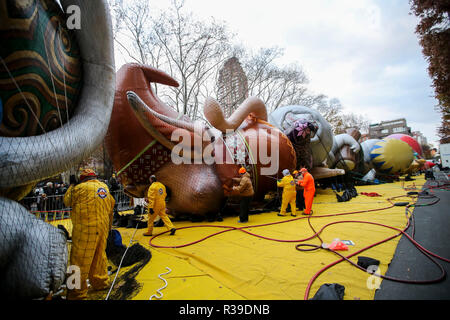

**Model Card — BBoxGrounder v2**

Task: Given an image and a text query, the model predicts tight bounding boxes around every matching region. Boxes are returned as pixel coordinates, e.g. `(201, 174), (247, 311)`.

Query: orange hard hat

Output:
(239, 167), (246, 174)
(300, 168), (307, 173)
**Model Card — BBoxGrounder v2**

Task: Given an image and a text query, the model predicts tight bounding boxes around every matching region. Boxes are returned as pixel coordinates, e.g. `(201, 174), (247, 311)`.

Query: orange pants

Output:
(303, 189), (315, 214)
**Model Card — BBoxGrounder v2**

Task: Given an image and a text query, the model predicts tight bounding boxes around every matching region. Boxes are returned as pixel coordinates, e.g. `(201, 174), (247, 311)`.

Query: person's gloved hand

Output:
(149, 208), (154, 214)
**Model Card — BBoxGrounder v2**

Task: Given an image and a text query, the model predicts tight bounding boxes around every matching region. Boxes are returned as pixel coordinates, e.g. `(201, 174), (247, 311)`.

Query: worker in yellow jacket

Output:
(63, 168), (115, 300)
(277, 169), (297, 217)
(143, 175), (176, 237)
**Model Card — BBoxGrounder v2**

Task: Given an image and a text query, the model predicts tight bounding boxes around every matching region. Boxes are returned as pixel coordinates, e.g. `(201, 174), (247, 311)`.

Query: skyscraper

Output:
(216, 57), (248, 117)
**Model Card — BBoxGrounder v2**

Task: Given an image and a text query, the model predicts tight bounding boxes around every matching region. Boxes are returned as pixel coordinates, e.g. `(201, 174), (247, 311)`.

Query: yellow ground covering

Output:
(52, 177), (424, 300)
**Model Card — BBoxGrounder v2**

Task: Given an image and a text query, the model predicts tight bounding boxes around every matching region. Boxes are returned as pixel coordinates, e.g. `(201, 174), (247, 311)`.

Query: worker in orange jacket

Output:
(143, 175), (176, 237)
(297, 168), (315, 215)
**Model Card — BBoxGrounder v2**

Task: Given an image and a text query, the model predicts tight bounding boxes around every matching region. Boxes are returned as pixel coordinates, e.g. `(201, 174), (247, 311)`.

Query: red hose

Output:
(148, 187), (449, 300)
(149, 203), (397, 248)
(302, 193), (447, 299)
(302, 217), (449, 299)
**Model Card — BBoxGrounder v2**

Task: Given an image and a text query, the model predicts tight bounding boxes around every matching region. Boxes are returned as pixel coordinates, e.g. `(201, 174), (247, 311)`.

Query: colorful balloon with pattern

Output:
(369, 138), (414, 175)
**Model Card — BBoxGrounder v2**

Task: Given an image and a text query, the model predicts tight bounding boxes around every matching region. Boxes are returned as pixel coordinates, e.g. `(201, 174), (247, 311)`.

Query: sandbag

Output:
(357, 256), (380, 269)
(0, 197), (68, 299)
(310, 283), (345, 300)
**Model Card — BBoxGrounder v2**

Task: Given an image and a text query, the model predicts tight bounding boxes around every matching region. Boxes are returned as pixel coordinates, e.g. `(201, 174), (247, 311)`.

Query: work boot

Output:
(170, 228), (176, 235)
(143, 232), (152, 237)
(277, 213), (287, 217)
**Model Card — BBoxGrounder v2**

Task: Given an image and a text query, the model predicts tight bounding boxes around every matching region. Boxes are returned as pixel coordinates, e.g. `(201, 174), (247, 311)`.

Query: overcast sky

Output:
(116, 0), (442, 146)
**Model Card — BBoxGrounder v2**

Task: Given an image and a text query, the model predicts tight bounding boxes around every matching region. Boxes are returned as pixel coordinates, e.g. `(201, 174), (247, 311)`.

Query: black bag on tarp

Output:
(357, 256), (380, 269)
(310, 283), (345, 300)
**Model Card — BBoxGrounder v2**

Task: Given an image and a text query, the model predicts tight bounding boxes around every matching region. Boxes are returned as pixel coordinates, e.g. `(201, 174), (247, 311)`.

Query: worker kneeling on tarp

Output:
(64, 168), (115, 300)
(277, 169), (297, 217)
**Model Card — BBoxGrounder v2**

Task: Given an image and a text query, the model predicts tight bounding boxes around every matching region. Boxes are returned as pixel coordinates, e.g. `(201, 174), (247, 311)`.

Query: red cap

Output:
(80, 168), (97, 181)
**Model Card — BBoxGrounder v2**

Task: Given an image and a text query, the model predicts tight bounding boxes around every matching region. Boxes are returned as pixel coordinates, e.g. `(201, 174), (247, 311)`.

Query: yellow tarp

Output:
(52, 177), (424, 300)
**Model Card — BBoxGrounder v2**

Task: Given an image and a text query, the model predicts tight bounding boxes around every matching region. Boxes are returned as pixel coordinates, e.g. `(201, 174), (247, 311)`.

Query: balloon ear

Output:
(140, 65), (180, 88)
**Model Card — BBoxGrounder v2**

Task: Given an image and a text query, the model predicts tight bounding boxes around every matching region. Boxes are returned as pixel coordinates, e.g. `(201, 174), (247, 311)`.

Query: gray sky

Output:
(116, 0), (442, 146)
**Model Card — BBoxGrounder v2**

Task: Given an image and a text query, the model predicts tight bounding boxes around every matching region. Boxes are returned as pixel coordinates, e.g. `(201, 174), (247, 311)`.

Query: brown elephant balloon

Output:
(105, 63), (296, 217)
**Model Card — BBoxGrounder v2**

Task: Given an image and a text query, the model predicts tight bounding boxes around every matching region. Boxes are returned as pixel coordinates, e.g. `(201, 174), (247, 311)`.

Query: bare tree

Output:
(313, 96), (343, 132)
(237, 47), (310, 112)
(311, 95), (369, 134)
(110, 0), (356, 127)
(340, 113), (369, 134)
(111, 0), (234, 119)
(110, 0), (155, 65)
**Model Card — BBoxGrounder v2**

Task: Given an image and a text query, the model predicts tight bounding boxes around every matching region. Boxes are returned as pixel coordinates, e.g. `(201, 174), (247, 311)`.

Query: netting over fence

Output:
(0, 0), (126, 300)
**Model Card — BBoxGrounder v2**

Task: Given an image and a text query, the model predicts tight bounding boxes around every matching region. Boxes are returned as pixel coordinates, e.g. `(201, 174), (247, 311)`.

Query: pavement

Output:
(375, 171), (450, 300)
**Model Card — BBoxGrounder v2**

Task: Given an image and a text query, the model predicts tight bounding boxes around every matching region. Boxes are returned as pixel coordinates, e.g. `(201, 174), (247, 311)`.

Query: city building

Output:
(368, 118), (412, 139)
(412, 131), (428, 146)
(216, 57), (248, 118)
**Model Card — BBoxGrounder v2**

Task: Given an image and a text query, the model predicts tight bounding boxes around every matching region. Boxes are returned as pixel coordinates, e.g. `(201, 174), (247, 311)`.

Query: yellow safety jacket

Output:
(277, 175), (296, 195)
(63, 179), (115, 299)
(147, 181), (167, 210)
(64, 179), (115, 230)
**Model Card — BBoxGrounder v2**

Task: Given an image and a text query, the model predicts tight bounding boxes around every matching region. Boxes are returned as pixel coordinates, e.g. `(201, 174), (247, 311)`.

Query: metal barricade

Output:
(21, 194), (71, 222)
(20, 186), (133, 222)
(110, 188), (133, 211)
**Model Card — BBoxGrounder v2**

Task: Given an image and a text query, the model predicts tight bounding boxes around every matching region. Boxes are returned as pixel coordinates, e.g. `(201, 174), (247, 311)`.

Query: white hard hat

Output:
(282, 169), (290, 176)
